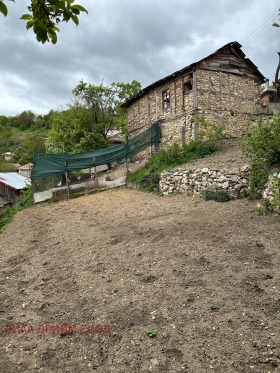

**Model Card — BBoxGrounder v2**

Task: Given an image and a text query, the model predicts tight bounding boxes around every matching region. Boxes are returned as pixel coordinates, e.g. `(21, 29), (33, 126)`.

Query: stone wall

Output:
(127, 67), (261, 148)
(159, 165), (251, 198)
(262, 172), (280, 213)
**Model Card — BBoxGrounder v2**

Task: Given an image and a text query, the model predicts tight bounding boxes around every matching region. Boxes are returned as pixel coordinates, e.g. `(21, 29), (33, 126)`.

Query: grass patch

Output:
(203, 189), (230, 203)
(128, 141), (216, 186)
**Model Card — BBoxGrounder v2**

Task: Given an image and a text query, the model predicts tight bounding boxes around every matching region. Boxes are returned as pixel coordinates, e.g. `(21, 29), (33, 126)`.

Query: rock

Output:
(240, 164), (251, 172)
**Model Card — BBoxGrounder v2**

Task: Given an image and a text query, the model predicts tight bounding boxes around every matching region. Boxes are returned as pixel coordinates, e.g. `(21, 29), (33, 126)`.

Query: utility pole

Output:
(272, 17), (280, 101)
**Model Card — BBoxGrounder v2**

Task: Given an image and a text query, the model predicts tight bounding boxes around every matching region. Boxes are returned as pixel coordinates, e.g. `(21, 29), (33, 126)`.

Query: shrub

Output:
(194, 115), (227, 141)
(0, 162), (17, 172)
(203, 189), (230, 203)
(128, 140), (216, 186)
(249, 163), (270, 190)
(239, 115), (280, 166)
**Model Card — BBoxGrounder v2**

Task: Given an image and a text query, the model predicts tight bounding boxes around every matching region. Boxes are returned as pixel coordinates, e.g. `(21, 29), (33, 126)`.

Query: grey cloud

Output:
(0, 0), (279, 115)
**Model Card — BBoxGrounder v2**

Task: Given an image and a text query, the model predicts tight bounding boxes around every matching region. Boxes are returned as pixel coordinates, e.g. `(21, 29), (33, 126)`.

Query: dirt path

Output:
(0, 188), (279, 373)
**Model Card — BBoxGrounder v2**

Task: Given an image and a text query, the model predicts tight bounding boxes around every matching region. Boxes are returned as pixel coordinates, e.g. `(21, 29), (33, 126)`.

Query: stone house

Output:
(122, 41), (265, 148)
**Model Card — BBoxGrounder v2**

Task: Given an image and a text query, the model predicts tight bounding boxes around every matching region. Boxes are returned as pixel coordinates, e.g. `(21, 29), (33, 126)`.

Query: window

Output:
(184, 80), (193, 94)
(162, 89), (170, 109)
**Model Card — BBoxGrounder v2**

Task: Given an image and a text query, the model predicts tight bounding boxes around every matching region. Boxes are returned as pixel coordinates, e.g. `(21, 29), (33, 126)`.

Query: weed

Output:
(203, 189), (230, 203)
(210, 304), (219, 311)
(146, 329), (157, 338)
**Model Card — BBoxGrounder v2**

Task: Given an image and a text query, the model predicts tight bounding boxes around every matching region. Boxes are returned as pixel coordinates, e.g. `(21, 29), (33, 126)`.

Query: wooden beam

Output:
(193, 71), (198, 110)
(208, 71), (211, 109)
(219, 71), (222, 110)
(228, 74), (231, 109)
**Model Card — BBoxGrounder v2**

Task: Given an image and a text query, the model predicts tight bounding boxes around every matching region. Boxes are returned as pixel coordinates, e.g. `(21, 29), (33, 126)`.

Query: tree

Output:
(13, 134), (46, 164)
(72, 80), (141, 138)
(17, 110), (35, 130)
(47, 80), (141, 153)
(0, 0), (87, 44)
(46, 104), (110, 153)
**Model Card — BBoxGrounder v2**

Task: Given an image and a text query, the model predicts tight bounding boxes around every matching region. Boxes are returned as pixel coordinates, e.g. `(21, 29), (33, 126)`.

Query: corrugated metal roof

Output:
(0, 173), (31, 190)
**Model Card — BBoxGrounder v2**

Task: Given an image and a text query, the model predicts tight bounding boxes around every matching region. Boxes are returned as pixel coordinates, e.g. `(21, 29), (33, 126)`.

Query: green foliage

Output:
(194, 115), (227, 141)
(146, 329), (157, 338)
(47, 104), (110, 153)
(0, 0), (88, 44)
(239, 115), (280, 166)
(203, 189), (230, 203)
(0, 127), (14, 154)
(258, 199), (272, 216)
(13, 134), (46, 164)
(210, 304), (219, 311)
(17, 186), (34, 210)
(0, 0), (7, 16)
(0, 187), (33, 233)
(0, 162), (17, 172)
(239, 114), (280, 209)
(128, 141), (216, 185)
(72, 80), (141, 137)
(47, 80), (141, 154)
(249, 163), (270, 190)
(17, 111), (35, 130)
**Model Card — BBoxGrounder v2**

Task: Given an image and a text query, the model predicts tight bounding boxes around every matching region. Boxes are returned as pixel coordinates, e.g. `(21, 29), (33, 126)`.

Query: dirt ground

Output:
(0, 183), (280, 372)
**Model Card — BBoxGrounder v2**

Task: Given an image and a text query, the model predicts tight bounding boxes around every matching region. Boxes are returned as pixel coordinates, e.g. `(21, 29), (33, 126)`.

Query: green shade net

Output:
(31, 122), (161, 179)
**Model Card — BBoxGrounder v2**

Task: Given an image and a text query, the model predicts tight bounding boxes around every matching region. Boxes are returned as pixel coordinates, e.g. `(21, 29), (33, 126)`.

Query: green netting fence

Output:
(31, 122), (161, 180)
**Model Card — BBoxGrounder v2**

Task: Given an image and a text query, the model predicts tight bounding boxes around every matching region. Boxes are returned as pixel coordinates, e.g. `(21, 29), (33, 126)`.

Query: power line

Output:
(241, 8), (279, 62)
(241, 9), (279, 46)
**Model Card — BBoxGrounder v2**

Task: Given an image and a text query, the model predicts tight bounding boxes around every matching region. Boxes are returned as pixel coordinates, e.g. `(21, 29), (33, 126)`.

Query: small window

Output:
(162, 89), (170, 109)
(184, 80), (192, 94)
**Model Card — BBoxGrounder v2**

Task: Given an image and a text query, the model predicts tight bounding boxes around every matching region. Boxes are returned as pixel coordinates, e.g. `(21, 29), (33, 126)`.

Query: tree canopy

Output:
(0, 0), (87, 44)
(47, 80), (141, 153)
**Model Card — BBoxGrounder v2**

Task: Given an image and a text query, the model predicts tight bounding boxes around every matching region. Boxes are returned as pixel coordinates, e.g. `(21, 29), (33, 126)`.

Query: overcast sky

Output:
(0, 0), (279, 116)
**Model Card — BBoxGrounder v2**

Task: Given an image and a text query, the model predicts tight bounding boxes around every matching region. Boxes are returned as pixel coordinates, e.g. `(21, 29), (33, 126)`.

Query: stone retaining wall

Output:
(159, 165), (251, 198)
(262, 172), (280, 213)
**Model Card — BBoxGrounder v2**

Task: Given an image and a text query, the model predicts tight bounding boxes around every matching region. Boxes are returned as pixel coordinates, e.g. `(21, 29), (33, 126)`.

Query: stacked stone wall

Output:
(160, 165), (251, 199)
(262, 172), (280, 213)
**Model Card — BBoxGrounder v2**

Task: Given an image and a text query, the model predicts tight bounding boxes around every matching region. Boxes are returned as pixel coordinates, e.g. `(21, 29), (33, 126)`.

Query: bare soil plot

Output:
(0, 187), (279, 373)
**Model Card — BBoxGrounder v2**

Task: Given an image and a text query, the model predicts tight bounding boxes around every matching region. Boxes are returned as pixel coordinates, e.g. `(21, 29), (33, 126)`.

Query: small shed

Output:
(0, 173), (31, 204)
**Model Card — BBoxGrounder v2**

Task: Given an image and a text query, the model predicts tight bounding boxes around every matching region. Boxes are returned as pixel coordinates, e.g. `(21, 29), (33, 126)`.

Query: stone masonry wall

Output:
(262, 172), (280, 213)
(127, 67), (261, 147)
(160, 165), (251, 199)
(196, 68), (259, 138)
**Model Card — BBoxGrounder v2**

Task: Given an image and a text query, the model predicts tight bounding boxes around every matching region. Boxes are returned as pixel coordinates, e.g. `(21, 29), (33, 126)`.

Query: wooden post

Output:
(93, 157), (98, 189)
(125, 143), (129, 181)
(65, 161), (70, 199)
(31, 179), (35, 205)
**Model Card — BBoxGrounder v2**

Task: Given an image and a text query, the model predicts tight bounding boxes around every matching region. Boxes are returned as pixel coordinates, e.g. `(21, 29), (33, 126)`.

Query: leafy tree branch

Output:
(0, 0), (87, 43)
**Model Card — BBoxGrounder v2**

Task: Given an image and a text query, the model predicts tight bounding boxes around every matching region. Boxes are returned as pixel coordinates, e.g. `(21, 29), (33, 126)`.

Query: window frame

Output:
(162, 89), (171, 110)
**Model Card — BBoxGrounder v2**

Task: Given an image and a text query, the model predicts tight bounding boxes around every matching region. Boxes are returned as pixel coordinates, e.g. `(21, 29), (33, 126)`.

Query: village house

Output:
(122, 41), (266, 148)
(19, 163), (33, 178)
(1, 152), (14, 161)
